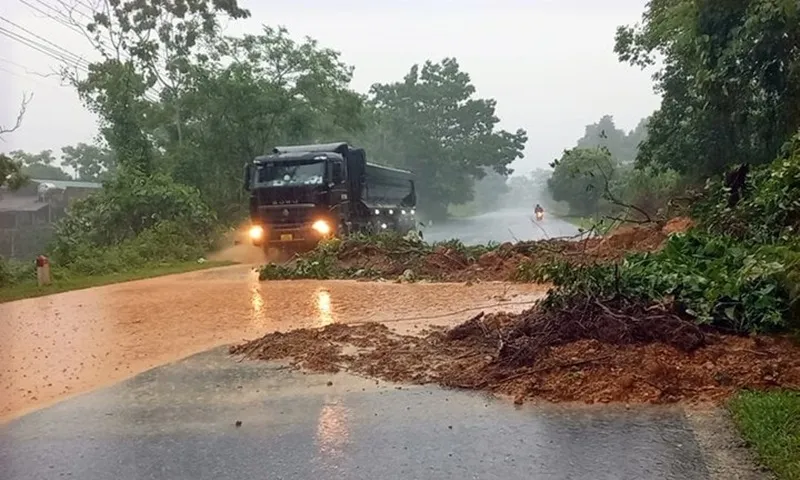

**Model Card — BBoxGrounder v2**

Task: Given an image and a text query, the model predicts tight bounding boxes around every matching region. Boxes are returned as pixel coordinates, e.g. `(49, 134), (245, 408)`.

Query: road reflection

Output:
(315, 402), (350, 458)
(316, 288), (333, 326)
(250, 285), (266, 320)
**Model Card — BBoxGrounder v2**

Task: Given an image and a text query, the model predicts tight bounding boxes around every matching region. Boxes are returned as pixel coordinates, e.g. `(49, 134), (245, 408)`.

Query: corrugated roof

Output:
(31, 179), (102, 189)
(0, 195), (48, 212)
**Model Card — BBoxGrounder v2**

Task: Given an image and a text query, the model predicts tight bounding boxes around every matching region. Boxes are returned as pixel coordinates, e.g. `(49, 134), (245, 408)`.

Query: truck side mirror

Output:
(243, 165), (252, 192)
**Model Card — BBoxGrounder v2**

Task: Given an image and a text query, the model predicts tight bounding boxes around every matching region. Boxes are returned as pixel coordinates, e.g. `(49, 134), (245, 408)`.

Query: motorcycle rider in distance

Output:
(534, 203), (544, 221)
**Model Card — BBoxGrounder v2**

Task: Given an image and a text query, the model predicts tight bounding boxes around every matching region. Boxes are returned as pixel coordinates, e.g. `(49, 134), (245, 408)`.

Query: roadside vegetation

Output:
(0, 259), (231, 304)
(729, 390), (800, 480)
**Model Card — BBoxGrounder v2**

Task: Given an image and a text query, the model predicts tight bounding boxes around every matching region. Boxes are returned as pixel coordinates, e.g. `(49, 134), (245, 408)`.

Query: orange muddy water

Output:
(0, 264), (545, 423)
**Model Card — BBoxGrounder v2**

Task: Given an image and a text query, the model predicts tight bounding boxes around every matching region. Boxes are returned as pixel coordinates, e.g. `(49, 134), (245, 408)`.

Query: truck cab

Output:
(243, 142), (416, 252)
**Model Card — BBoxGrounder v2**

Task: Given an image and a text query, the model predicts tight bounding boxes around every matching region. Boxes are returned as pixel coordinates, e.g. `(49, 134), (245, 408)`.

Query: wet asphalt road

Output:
(424, 209), (580, 245)
(1, 347), (712, 480)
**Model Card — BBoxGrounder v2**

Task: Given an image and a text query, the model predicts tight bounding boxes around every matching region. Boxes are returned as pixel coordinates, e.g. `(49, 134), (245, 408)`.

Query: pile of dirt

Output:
(663, 216), (695, 235)
(230, 299), (800, 405)
(316, 220), (682, 283)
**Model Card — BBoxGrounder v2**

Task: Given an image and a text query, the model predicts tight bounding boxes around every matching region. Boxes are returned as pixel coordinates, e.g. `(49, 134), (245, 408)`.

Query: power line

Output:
(16, 0), (161, 102)
(50, 0), (95, 21)
(0, 15), (89, 68)
(0, 26), (85, 69)
(0, 21), (159, 102)
(22, 0), (125, 61)
(18, 0), (131, 65)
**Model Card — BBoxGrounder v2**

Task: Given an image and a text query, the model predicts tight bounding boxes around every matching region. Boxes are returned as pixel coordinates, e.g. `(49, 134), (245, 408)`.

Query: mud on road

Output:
(0, 266), (546, 423)
(230, 310), (800, 406)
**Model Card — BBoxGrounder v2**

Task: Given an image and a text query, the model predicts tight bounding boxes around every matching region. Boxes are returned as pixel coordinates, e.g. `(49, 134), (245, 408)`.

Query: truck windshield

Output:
(256, 160), (325, 186)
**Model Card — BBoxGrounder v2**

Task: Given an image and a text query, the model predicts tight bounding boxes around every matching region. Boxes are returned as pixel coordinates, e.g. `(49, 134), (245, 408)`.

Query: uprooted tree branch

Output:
(0, 93), (33, 138)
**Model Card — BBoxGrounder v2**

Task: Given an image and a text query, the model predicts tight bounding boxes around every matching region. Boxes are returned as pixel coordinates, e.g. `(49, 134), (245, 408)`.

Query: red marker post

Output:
(36, 255), (51, 287)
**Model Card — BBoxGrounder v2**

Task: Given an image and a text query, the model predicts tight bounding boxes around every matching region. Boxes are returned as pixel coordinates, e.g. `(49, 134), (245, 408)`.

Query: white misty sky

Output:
(0, 0), (660, 174)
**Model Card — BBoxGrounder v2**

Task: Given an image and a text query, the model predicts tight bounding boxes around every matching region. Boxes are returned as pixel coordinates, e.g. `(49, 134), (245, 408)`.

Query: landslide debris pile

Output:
(258, 222), (675, 282)
(230, 302), (800, 404)
(240, 151), (800, 405)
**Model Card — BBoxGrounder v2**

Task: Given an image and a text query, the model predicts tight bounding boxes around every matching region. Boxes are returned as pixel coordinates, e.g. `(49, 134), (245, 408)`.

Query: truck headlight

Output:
(374, 209), (380, 215)
(411, 209), (416, 215)
(248, 225), (264, 240)
(388, 209), (394, 215)
(401, 210), (407, 215)
(312, 219), (331, 235)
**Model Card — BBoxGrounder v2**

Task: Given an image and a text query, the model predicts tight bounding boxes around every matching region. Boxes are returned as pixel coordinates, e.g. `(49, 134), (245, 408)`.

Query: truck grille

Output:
(258, 205), (315, 227)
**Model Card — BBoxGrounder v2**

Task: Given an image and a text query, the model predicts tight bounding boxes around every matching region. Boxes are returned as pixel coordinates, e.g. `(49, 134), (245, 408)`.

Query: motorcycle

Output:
(535, 210), (544, 221)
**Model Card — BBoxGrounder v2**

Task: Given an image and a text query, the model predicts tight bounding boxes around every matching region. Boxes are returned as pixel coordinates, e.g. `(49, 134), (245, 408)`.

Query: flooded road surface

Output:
(1, 347), (764, 480)
(0, 264), (546, 423)
(424, 208), (580, 245)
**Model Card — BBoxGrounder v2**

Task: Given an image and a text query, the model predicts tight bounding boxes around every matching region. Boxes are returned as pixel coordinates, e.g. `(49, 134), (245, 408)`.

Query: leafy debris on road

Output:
(257, 223), (674, 283)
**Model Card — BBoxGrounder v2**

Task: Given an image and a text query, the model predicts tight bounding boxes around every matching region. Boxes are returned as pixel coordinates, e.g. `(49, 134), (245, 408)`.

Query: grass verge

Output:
(0, 260), (235, 304)
(729, 390), (800, 480)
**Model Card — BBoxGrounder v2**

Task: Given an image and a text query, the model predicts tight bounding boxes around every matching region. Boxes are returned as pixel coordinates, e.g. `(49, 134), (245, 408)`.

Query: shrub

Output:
(534, 231), (797, 333)
(51, 171), (217, 267)
(695, 133), (800, 244)
(0, 256), (34, 287)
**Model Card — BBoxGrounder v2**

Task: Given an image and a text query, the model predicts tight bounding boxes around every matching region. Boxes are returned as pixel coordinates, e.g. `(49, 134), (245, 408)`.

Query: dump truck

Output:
(243, 142), (418, 252)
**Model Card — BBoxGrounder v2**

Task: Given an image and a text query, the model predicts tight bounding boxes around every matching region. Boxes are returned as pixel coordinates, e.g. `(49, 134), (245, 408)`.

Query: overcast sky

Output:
(0, 0), (660, 174)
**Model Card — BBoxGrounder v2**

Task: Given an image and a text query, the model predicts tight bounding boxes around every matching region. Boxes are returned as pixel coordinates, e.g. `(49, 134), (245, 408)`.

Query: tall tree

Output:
(576, 115), (649, 164)
(360, 58), (527, 219)
(8, 150), (72, 180)
(615, 0), (800, 176)
(61, 0), (251, 174)
(61, 143), (117, 182)
(76, 60), (155, 175)
(548, 147), (620, 216)
(161, 26), (365, 220)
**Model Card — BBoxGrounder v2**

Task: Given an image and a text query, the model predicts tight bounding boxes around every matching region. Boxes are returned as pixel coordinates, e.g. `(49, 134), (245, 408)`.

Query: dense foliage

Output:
(696, 134), (800, 244)
(356, 58), (528, 220)
(0, 153), (27, 190)
(530, 2), (800, 335)
(615, 0), (800, 176)
(51, 172), (216, 272)
(545, 115), (682, 220)
(548, 147), (620, 216)
(537, 135), (800, 334)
